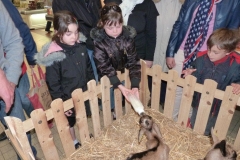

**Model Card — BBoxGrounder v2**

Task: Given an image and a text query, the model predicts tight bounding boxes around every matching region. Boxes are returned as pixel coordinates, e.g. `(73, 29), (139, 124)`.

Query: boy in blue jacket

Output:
(182, 28), (240, 136)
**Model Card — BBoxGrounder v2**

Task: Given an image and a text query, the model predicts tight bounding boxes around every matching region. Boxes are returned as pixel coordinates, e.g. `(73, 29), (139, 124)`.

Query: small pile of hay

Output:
(67, 109), (213, 160)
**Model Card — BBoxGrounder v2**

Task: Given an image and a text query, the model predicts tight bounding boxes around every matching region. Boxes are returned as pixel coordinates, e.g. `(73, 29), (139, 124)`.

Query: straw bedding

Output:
(67, 108), (236, 160)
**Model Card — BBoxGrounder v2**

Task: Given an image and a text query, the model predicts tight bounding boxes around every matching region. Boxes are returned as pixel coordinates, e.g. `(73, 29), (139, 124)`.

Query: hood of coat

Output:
(90, 25), (136, 42)
(35, 32), (87, 67)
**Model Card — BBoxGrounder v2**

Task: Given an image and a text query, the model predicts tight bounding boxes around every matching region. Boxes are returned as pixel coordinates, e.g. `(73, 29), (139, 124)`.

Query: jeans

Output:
(172, 49), (184, 121)
(0, 74), (37, 159)
(17, 73), (34, 117)
(190, 106), (217, 136)
(87, 49), (98, 84)
(110, 81), (125, 110)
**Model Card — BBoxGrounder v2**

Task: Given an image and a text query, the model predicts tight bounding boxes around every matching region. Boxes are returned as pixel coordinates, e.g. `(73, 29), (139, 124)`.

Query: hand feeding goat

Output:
(203, 128), (237, 160)
(126, 114), (170, 160)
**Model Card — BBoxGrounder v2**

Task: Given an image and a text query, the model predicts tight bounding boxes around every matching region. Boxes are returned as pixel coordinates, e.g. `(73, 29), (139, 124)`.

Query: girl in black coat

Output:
(35, 11), (94, 149)
(90, 4), (141, 108)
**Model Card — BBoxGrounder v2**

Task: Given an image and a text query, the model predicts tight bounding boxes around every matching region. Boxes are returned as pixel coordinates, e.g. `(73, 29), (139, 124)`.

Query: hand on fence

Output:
(145, 60), (153, 68)
(65, 109), (74, 117)
(166, 57), (176, 69)
(231, 83), (240, 95)
(182, 68), (196, 78)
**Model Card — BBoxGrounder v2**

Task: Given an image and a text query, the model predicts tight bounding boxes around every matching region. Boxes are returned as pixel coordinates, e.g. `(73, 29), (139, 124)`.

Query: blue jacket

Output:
(2, 0), (37, 65)
(191, 53), (240, 115)
(166, 0), (240, 58)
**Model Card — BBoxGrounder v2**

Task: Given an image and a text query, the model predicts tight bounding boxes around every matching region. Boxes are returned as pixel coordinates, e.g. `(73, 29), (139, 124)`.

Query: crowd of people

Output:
(0, 0), (240, 158)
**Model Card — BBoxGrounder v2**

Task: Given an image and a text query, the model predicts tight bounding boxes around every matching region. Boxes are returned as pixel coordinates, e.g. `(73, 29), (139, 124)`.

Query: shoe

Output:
(147, 99), (151, 107)
(75, 142), (81, 149)
(0, 132), (7, 141)
(111, 109), (116, 120)
(89, 133), (94, 138)
(112, 112), (116, 120)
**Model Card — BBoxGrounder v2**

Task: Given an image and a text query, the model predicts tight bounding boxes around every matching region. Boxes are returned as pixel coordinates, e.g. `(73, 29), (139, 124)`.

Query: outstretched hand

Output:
(182, 68), (196, 78)
(118, 84), (132, 101)
(131, 88), (139, 99)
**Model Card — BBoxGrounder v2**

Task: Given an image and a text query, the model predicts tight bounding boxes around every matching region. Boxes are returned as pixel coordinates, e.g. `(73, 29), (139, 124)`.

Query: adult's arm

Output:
(0, 2), (24, 85)
(166, 0), (190, 58)
(226, 0), (240, 29)
(2, 0), (37, 65)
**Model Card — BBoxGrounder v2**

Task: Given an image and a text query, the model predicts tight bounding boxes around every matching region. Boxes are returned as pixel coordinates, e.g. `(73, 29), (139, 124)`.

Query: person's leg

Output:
(67, 113), (81, 149)
(17, 73), (34, 118)
(171, 49), (184, 121)
(204, 114), (217, 136)
(110, 87), (115, 110)
(87, 49), (98, 84)
(160, 80), (167, 107)
(190, 107), (198, 129)
(0, 90), (37, 158)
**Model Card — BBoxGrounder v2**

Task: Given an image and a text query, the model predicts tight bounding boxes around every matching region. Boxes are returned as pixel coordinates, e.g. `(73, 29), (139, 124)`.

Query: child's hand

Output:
(131, 88), (139, 99)
(182, 68), (196, 78)
(118, 84), (132, 101)
(65, 109), (73, 116)
(231, 83), (240, 95)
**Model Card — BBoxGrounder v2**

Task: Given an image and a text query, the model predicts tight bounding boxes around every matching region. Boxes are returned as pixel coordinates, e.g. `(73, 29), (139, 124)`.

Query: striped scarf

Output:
(183, 0), (222, 70)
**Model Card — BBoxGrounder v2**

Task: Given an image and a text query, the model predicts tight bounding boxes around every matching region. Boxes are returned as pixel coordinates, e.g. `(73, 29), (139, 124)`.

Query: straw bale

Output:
(66, 108), (236, 160)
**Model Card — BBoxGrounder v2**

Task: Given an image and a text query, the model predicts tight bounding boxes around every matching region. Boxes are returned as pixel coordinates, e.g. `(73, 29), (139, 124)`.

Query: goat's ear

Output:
(138, 128), (145, 143)
(214, 140), (227, 157)
(152, 123), (162, 138)
(211, 127), (219, 144)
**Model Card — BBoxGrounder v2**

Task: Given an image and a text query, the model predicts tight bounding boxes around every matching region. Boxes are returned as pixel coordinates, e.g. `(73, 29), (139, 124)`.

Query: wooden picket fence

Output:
(4, 60), (240, 160)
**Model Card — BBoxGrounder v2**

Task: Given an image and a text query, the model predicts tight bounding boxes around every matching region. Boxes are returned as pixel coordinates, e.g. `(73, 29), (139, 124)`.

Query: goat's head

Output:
(204, 128), (237, 160)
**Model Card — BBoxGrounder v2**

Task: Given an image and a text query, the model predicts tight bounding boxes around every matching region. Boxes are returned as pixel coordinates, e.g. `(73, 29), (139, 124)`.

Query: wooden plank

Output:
(151, 65), (162, 111)
(88, 80), (101, 138)
(5, 117), (33, 160)
(177, 75), (197, 127)
(31, 109), (59, 160)
(101, 76), (112, 127)
(124, 68), (132, 114)
(194, 79), (217, 135)
(214, 86), (239, 140)
(51, 99), (75, 157)
(234, 128), (240, 151)
(140, 60), (148, 106)
(114, 71), (123, 119)
(72, 89), (90, 142)
(163, 70), (179, 119)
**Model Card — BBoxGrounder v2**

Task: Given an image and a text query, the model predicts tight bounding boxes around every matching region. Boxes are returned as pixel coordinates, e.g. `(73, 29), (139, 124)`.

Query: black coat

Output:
(104, 0), (159, 61)
(90, 26), (141, 89)
(35, 41), (94, 101)
(52, 0), (101, 50)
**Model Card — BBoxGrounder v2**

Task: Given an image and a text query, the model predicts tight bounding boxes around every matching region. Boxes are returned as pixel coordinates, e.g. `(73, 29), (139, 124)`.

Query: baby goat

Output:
(203, 128), (237, 160)
(127, 114), (169, 160)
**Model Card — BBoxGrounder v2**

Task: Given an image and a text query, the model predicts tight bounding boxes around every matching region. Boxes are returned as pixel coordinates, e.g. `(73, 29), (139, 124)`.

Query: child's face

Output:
(207, 45), (230, 62)
(61, 23), (79, 45)
(104, 22), (122, 38)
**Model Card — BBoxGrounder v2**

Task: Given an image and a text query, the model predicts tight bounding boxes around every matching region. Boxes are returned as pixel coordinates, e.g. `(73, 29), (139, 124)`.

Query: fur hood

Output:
(35, 32), (86, 67)
(90, 25), (136, 42)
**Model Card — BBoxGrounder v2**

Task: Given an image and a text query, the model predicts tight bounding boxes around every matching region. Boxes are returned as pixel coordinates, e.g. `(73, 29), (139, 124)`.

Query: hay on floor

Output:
(66, 109), (225, 160)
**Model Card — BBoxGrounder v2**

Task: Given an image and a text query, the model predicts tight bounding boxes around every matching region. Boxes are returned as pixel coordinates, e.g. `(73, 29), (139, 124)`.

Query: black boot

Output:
(0, 132), (7, 141)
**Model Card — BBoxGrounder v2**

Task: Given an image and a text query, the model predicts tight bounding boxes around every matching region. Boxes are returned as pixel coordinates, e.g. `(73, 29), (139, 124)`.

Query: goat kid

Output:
(203, 128), (237, 160)
(127, 114), (169, 160)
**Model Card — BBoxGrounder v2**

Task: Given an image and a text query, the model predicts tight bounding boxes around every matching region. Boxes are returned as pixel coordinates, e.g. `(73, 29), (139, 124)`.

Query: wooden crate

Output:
(4, 60), (240, 160)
